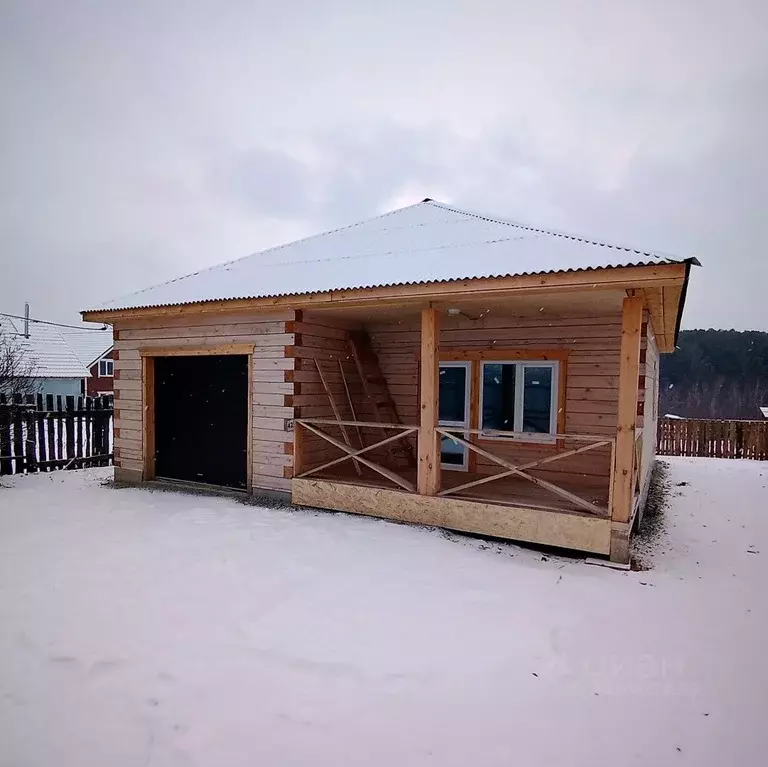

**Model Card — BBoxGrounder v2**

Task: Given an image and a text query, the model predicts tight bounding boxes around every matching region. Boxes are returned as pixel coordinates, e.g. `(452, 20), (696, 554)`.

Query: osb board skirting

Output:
(292, 478), (612, 555)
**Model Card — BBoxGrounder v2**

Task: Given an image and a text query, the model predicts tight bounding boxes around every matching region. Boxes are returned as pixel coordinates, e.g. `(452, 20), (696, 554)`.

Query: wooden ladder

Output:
(348, 331), (417, 469)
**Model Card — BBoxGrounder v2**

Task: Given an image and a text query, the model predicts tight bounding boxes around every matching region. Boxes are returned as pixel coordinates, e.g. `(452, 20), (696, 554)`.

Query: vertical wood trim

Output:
(418, 307), (440, 495)
(293, 422), (306, 477)
(142, 355), (156, 480)
(468, 359), (480, 473)
(247, 353), (253, 492)
(557, 357), (567, 434)
(610, 296), (643, 560)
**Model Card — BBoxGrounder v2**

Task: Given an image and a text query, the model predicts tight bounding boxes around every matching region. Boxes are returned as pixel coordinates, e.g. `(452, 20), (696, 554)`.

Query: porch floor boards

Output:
(308, 464), (610, 518)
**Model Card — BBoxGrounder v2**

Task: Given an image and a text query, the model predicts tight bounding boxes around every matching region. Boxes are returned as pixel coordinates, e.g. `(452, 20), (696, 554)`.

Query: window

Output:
(98, 359), (114, 377)
(438, 362), (470, 470)
(480, 361), (558, 438)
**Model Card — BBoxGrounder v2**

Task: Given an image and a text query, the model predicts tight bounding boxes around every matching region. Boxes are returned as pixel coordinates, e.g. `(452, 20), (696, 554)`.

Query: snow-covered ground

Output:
(0, 458), (766, 766)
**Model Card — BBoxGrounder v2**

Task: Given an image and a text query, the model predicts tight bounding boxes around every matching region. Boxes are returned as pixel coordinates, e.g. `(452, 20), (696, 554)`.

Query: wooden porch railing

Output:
(294, 419), (419, 492)
(294, 418), (617, 516)
(435, 428), (615, 515)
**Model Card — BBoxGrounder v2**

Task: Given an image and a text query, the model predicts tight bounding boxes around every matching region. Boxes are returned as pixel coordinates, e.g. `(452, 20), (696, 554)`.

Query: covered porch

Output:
(289, 287), (645, 559)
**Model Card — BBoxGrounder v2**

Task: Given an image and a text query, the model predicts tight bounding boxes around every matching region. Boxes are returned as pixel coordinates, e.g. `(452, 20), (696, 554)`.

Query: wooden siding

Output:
(638, 324), (660, 504)
(112, 310), (295, 493)
(366, 311), (623, 494)
(290, 311), (389, 473)
(86, 350), (114, 396)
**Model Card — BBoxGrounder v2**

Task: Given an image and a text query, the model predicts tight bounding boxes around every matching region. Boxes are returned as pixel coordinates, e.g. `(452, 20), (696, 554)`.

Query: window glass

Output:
(440, 433), (465, 466)
(482, 363), (516, 432)
(521, 366), (553, 433)
(438, 365), (467, 423)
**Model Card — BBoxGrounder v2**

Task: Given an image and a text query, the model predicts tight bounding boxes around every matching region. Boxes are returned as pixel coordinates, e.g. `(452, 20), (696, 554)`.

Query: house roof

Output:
(86, 199), (698, 313)
(60, 328), (113, 368)
(0, 316), (89, 379)
(760, 407), (768, 419)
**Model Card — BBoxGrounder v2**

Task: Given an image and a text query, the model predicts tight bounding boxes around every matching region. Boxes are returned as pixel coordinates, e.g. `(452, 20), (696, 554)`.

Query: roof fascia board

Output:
(82, 263), (688, 324)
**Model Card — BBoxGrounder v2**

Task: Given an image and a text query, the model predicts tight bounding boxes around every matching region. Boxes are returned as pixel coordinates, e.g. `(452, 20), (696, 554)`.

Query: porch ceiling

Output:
(303, 289), (628, 324)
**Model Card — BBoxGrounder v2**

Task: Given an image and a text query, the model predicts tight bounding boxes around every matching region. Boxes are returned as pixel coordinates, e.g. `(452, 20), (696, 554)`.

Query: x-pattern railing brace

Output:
(435, 428), (612, 515)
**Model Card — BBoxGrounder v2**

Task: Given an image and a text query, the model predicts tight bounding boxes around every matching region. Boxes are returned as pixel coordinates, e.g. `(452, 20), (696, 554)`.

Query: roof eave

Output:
(82, 262), (691, 323)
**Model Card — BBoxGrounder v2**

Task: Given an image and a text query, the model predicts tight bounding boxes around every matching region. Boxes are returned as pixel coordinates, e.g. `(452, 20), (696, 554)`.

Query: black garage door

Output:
(155, 355), (248, 489)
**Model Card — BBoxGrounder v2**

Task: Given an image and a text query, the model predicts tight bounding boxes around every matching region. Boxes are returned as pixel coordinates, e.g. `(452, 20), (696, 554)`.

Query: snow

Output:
(0, 458), (766, 766)
(90, 200), (691, 312)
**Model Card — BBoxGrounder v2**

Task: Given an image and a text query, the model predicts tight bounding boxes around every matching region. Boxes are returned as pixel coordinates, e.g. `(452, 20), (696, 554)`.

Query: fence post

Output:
(65, 396), (75, 467)
(12, 394), (24, 473)
(35, 393), (47, 471)
(24, 394), (37, 473)
(0, 394), (10, 476)
(85, 396), (92, 459)
(93, 396), (104, 461)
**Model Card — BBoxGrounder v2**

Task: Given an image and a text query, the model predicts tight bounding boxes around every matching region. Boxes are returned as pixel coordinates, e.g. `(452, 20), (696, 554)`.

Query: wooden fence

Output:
(657, 417), (768, 460)
(0, 394), (113, 476)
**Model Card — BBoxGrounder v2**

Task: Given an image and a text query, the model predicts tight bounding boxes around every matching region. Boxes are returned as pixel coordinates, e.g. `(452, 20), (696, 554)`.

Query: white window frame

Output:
(479, 360), (559, 443)
(439, 361), (471, 471)
(98, 358), (114, 378)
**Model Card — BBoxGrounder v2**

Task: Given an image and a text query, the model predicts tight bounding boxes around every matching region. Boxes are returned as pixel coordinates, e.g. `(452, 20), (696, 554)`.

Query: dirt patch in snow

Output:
(632, 460), (672, 569)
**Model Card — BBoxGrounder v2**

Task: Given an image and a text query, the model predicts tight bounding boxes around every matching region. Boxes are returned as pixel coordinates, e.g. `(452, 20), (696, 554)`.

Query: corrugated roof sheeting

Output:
(89, 200), (693, 312)
(0, 317), (89, 378)
(60, 328), (113, 368)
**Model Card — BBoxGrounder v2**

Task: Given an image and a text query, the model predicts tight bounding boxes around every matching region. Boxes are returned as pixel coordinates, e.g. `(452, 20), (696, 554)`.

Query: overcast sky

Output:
(1, 0), (766, 330)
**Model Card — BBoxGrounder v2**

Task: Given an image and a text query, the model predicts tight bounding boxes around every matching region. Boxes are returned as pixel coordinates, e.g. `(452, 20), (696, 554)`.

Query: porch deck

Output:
(292, 418), (615, 555)
(305, 463), (610, 516)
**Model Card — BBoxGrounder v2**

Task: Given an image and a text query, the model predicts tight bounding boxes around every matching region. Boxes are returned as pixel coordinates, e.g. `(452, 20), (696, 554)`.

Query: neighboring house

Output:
(82, 199), (698, 564)
(760, 407), (768, 419)
(61, 328), (114, 396)
(0, 315), (88, 397)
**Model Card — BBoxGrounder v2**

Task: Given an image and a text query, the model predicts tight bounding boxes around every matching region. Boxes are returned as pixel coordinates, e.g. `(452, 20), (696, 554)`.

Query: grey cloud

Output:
(0, 0), (766, 330)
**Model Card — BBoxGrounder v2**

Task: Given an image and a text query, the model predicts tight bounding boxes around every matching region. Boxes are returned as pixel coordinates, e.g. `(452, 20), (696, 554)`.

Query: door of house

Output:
(438, 361), (471, 470)
(154, 355), (248, 489)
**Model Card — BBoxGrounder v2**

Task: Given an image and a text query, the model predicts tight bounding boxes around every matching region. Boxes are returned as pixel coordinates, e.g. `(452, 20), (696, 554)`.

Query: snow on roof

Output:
(760, 407), (768, 419)
(60, 328), (113, 368)
(88, 199), (696, 313)
(0, 316), (89, 379)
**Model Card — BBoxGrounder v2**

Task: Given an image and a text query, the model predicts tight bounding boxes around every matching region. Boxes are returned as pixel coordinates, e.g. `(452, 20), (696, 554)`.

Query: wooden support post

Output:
(610, 295), (644, 563)
(142, 356), (156, 480)
(417, 306), (441, 496)
(293, 421), (306, 478)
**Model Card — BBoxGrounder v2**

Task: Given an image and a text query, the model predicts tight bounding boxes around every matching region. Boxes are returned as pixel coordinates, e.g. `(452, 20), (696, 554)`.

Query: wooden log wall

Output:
(113, 310), (296, 493)
(289, 311), (384, 474)
(366, 311), (625, 494)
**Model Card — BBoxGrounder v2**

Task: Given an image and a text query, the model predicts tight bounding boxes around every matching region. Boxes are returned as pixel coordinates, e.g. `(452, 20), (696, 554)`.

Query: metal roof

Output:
(0, 317), (89, 379)
(60, 328), (113, 368)
(88, 199), (696, 312)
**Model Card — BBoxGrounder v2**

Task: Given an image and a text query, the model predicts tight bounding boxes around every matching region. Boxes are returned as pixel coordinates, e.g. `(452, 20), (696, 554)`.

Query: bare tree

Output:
(0, 329), (39, 405)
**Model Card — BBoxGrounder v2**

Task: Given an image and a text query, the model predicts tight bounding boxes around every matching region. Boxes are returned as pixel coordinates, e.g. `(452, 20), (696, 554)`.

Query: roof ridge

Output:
(424, 200), (667, 258)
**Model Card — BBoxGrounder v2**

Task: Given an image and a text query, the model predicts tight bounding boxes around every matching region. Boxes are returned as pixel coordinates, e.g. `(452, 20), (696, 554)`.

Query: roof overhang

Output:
(83, 262), (694, 344)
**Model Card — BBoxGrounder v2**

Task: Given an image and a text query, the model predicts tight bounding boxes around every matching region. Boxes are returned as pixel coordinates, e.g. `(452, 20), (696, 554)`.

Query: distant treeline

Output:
(659, 330), (768, 420)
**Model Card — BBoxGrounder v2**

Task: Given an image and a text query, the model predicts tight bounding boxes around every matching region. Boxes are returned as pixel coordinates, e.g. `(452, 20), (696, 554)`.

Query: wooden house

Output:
(0, 314), (89, 397)
(61, 328), (114, 396)
(82, 200), (697, 563)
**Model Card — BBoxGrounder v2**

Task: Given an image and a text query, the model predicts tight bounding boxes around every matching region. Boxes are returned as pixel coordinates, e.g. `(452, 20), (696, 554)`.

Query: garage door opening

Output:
(154, 355), (248, 490)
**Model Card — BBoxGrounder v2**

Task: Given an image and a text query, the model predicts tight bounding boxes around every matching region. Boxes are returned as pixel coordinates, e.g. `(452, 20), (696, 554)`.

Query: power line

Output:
(0, 312), (108, 331)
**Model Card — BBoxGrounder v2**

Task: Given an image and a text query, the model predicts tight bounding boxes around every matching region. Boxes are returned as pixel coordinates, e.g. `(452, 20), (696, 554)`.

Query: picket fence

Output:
(657, 417), (768, 460)
(0, 394), (113, 476)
